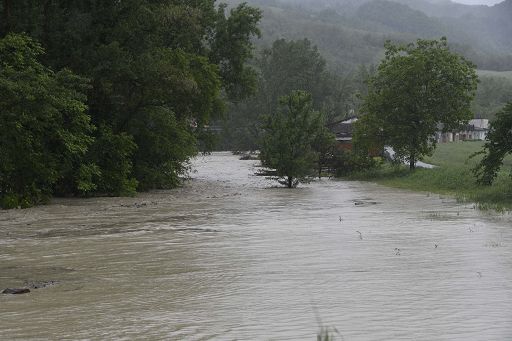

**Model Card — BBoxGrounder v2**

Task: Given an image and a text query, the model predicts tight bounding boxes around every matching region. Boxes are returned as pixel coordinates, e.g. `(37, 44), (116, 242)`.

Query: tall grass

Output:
(348, 142), (512, 211)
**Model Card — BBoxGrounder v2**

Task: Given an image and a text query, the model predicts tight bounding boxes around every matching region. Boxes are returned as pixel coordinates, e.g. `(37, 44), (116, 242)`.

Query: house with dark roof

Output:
(327, 116), (358, 150)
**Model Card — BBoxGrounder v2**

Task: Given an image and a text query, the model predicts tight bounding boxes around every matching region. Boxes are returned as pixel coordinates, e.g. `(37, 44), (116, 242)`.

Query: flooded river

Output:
(1, 152), (511, 340)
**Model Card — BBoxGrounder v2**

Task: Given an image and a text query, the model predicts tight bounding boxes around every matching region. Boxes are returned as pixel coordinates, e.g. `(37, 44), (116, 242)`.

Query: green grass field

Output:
(350, 141), (512, 211)
(477, 70), (512, 80)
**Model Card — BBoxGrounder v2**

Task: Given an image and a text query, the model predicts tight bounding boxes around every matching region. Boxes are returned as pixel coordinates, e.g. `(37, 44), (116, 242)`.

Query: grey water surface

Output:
(1, 152), (511, 340)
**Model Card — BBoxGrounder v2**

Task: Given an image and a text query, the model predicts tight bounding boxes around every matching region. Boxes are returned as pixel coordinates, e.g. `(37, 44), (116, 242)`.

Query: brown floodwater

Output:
(1, 152), (511, 340)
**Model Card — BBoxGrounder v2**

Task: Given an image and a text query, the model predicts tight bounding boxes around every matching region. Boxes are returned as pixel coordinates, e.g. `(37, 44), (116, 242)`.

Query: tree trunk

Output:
(43, 0), (51, 45)
(3, 0), (11, 33)
(287, 176), (293, 188)
(409, 153), (416, 170)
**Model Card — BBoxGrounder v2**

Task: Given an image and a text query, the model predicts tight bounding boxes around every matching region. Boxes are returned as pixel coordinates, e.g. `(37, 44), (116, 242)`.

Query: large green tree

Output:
(260, 90), (332, 188)
(221, 38), (352, 150)
(0, 1), (261, 195)
(473, 103), (512, 185)
(0, 34), (94, 208)
(356, 38), (478, 169)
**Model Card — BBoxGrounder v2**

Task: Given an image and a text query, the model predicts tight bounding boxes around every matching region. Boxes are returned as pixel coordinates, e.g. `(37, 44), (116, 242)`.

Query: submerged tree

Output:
(356, 38), (478, 169)
(220, 38), (353, 151)
(0, 1), (262, 201)
(260, 90), (332, 188)
(473, 103), (512, 185)
(0, 34), (94, 208)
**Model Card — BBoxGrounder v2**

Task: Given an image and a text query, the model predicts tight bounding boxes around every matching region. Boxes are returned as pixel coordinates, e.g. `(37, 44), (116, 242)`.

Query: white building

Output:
(436, 119), (489, 143)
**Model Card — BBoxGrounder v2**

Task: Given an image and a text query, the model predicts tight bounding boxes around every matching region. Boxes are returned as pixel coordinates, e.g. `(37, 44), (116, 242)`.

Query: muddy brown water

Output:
(1, 152), (511, 340)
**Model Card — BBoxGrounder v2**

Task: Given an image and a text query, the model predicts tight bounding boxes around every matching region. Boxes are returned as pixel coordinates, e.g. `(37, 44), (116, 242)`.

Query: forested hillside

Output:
(227, 0), (512, 71)
(1, 0), (511, 206)
(217, 0), (512, 150)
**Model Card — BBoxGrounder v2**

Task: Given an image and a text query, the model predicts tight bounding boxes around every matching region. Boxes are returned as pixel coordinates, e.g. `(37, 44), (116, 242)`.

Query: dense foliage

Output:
(0, 34), (94, 208)
(356, 38), (478, 169)
(220, 0), (512, 129)
(260, 90), (333, 188)
(227, 0), (512, 71)
(0, 1), (261, 207)
(473, 103), (512, 185)
(473, 74), (512, 121)
(220, 38), (355, 150)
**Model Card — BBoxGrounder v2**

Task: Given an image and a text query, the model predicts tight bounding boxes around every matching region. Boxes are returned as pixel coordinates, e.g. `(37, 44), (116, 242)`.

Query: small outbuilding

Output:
(327, 116), (358, 151)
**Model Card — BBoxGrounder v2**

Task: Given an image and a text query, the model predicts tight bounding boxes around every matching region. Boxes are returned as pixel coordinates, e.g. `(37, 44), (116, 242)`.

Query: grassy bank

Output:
(349, 141), (512, 211)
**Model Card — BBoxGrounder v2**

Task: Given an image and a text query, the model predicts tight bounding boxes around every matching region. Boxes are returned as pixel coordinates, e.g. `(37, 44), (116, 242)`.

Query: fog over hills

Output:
(228, 0), (512, 71)
(454, 0), (503, 4)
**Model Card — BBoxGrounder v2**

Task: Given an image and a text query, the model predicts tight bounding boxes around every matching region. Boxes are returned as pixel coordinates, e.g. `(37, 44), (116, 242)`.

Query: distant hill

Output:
(227, 0), (512, 71)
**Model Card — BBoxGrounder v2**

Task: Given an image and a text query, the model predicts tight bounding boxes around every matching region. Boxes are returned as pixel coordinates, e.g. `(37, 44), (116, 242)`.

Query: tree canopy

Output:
(0, 34), (94, 208)
(260, 90), (332, 188)
(0, 1), (261, 207)
(356, 38), (478, 169)
(220, 38), (353, 151)
(473, 102), (512, 185)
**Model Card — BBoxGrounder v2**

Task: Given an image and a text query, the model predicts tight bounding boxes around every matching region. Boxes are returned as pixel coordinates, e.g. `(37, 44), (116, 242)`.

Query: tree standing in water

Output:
(261, 90), (331, 188)
(357, 38), (478, 169)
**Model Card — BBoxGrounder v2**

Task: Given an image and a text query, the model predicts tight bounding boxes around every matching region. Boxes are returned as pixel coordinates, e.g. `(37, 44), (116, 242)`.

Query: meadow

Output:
(477, 70), (512, 80)
(350, 141), (512, 211)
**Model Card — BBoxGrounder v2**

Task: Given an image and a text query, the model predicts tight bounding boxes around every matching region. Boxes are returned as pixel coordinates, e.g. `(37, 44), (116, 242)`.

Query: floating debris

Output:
(2, 288), (30, 295)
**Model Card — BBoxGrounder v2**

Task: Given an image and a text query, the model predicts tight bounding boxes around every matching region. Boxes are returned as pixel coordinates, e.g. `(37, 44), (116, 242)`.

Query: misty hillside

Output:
(227, 0), (512, 71)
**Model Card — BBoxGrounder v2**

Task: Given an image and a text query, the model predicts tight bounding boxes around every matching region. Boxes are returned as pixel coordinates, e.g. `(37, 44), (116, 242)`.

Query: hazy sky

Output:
(452, 0), (503, 5)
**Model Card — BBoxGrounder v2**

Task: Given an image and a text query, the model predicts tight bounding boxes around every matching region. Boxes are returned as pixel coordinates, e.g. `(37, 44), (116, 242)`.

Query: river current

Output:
(1, 152), (511, 340)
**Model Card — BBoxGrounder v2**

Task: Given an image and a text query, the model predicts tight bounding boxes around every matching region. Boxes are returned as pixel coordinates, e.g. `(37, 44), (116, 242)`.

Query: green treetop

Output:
(260, 90), (332, 188)
(356, 38), (478, 169)
(473, 102), (512, 185)
(0, 1), (262, 199)
(0, 33), (94, 208)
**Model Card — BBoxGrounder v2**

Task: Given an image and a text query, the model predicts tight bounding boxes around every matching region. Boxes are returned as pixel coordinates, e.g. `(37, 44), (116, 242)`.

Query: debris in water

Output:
(23, 280), (58, 290)
(2, 288), (30, 295)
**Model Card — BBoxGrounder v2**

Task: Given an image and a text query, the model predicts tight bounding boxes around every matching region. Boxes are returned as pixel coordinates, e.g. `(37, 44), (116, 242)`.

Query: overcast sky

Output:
(452, 0), (503, 5)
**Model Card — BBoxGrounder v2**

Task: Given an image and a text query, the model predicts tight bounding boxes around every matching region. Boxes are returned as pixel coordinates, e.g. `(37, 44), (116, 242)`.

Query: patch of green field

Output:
(423, 141), (485, 167)
(423, 141), (512, 168)
(350, 142), (512, 211)
(477, 69), (512, 80)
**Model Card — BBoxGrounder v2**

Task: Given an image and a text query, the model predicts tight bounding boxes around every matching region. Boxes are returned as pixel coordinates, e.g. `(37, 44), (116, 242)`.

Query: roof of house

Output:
(327, 119), (355, 141)
(437, 120), (489, 132)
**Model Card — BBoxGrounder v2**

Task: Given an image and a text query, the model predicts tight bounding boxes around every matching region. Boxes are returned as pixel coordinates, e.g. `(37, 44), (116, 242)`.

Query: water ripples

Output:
(1, 152), (511, 340)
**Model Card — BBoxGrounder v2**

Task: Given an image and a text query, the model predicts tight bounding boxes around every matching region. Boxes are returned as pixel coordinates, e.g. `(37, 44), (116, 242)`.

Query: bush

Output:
(332, 149), (381, 177)
(88, 125), (138, 196)
(0, 34), (94, 208)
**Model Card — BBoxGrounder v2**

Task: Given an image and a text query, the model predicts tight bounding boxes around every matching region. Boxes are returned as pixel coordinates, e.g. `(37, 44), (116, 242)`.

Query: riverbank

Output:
(348, 141), (512, 212)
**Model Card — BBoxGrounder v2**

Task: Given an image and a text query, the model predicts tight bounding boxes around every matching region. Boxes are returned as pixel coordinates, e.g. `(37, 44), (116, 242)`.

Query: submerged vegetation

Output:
(260, 91), (332, 188)
(349, 142), (512, 211)
(1, 0), (511, 205)
(0, 1), (262, 208)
